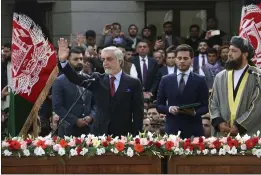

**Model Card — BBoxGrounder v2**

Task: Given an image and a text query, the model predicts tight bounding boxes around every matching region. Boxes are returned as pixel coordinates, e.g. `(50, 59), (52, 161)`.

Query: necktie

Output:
(202, 55), (205, 66)
(179, 73), (185, 94)
(110, 76), (116, 97)
(142, 58), (148, 85)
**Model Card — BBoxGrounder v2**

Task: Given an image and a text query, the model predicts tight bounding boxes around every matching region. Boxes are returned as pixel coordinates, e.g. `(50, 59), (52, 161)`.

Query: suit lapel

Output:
(148, 57), (154, 75)
(114, 72), (127, 98)
(183, 72), (195, 94)
(164, 66), (168, 75)
(134, 57), (142, 81)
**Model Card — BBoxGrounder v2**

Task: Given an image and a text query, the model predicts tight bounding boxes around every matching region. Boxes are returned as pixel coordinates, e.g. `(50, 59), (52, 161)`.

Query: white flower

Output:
(256, 130), (260, 137)
(127, 147), (134, 157)
(241, 134), (251, 142)
(252, 148), (257, 155)
(178, 148), (184, 155)
(241, 144), (247, 151)
(218, 148), (226, 156)
(34, 147), (45, 156)
(92, 138), (101, 148)
(223, 145), (231, 152)
(58, 148), (66, 156)
(80, 148), (88, 156)
(53, 144), (61, 151)
(68, 140), (76, 147)
(147, 132), (153, 140)
(45, 139), (54, 146)
(20, 141), (27, 150)
(228, 146), (237, 155)
(64, 136), (71, 141)
(3, 150), (12, 156)
(2, 141), (10, 147)
(70, 149), (78, 156)
(203, 149), (209, 155)
(256, 149), (261, 158)
(96, 148), (105, 155)
(23, 149), (30, 156)
(81, 134), (86, 140)
(113, 148), (119, 154)
(210, 149), (217, 155)
(98, 135), (106, 142)
(185, 149), (192, 155)
(196, 150), (201, 155)
(140, 138), (148, 146)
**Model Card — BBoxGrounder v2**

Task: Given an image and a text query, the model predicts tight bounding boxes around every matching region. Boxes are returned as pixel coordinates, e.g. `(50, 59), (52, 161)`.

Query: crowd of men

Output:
(2, 17), (261, 138)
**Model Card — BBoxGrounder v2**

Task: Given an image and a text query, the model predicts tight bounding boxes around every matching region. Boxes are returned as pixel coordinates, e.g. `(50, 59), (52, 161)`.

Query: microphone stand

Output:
(51, 82), (91, 137)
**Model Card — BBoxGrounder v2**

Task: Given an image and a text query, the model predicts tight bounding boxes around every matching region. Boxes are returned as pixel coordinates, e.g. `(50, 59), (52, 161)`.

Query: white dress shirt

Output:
(198, 54), (208, 76)
(233, 64), (248, 90)
(167, 66), (175, 75)
(130, 64), (138, 78)
(177, 69), (191, 87)
(139, 56), (148, 80)
(109, 70), (122, 92)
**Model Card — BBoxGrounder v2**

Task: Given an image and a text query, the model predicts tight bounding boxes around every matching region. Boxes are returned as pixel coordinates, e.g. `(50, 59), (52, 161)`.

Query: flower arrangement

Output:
(2, 131), (261, 158)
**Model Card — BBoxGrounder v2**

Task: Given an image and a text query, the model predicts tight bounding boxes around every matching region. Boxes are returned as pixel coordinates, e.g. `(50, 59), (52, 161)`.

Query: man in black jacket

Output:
(57, 38), (144, 136)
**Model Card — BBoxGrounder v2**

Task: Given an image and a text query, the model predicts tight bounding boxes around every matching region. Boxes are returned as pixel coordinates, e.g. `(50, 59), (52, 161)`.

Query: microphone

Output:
(248, 69), (261, 77)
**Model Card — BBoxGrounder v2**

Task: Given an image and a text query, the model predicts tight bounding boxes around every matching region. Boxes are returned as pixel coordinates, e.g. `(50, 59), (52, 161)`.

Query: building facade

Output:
(2, 0), (243, 45)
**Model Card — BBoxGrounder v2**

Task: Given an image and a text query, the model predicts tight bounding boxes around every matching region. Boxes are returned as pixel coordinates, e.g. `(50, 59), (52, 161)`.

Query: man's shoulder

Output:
(162, 73), (176, 81)
(215, 69), (227, 79)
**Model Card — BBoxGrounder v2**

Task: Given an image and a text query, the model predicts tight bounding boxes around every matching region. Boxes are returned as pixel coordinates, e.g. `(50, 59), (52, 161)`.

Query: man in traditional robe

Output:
(210, 36), (261, 136)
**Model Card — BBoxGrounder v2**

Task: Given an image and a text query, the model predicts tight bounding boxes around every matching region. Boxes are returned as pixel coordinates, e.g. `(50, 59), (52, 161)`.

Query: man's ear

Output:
(243, 52), (248, 59)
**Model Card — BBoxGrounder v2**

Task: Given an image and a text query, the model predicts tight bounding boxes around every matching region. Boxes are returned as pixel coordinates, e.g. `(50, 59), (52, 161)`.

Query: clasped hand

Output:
(218, 122), (239, 136)
(76, 116), (93, 128)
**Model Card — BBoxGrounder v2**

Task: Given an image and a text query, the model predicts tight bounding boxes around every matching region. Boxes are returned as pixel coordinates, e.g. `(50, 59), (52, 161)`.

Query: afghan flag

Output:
(8, 9), (58, 136)
(239, 0), (261, 68)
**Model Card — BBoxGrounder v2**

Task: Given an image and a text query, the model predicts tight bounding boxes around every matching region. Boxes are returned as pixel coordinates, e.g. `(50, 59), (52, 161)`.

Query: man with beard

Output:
(127, 24), (141, 49)
(52, 48), (97, 137)
(193, 39), (208, 76)
(209, 36), (261, 136)
(218, 45), (229, 67)
(58, 38), (144, 136)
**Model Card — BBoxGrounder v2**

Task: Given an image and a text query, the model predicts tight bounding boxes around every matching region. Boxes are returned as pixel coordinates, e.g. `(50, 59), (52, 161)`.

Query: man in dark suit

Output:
(57, 38), (144, 136)
(156, 44), (209, 139)
(52, 48), (97, 137)
(193, 39), (209, 76)
(131, 40), (159, 99)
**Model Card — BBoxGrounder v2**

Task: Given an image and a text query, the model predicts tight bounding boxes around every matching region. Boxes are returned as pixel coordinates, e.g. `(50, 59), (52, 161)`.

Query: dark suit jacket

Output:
(52, 74), (96, 137)
(201, 64), (224, 89)
(156, 72), (209, 139)
(58, 63), (144, 136)
(131, 56), (159, 94)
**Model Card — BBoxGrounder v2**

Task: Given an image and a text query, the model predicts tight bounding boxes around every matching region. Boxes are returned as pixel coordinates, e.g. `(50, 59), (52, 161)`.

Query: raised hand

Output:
(75, 33), (85, 46)
(57, 38), (69, 62)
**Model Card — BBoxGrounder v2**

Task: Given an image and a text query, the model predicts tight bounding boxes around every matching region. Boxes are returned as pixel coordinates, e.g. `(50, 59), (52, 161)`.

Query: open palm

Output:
(57, 38), (69, 61)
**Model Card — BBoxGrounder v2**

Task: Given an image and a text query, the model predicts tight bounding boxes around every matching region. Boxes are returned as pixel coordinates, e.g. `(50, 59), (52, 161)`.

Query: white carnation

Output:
(53, 144), (61, 151)
(196, 150), (201, 155)
(3, 150), (12, 156)
(80, 148), (88, 156)
(218, 148), (226, 156)
(228, 146), (237, 155)
(70, 149), (77, 156)
(2, 141), (9, 147)
(256, 149), (261, 158)
(23, 149), (30, 156)
(34, 147), (45, 156)
(140, 138), (148, 146)
(178, 148), (184, 155)
(96, 148), (105, 155)
(58, 148), (66, 156)
(113, 148), (119, 154)
(210, 149), (217, 155)
(203, 149), (209, 155)
(127, 147), (134, 157)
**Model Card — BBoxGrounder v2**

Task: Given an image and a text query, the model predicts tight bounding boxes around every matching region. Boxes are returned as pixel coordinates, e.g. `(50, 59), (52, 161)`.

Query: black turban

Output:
(230, 36), (256, 66)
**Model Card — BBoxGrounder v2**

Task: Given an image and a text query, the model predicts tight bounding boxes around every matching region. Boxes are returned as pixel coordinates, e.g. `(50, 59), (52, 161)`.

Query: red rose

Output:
(148, 141), (153, 146)
(185, 138), (191, 143)
(106, 136), (112, 142)
(213, 140), (221, 149)
(199, 137), (204, 143)
(135, 138), (140, 144)
(75, 138), (82, 145)
(102, 141), (108, 147)
(36, 140), (47, 149)
(154, 142), (161, 148)
(76, 147), (82, 155)
(183, 142), (194, 151)
(252, 137), (258, 144)
(8, 140), (21, 150)
(165, 141), (174, 151)
(52, 136), (58, 142)
(245, 139), (255, 149)
(197, 143), (205, 151)
(228, 139), (239, 148)
(25, 139), (32, 145)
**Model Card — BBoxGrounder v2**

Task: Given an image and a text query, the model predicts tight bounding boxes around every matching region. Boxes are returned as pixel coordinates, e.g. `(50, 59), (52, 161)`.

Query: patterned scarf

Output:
(205, 62), (221, 76)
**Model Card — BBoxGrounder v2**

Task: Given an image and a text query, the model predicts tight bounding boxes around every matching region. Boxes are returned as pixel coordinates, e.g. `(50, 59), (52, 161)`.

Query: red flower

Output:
(197, 143), (205, 151)
(228, 139), (239, 148)
(185, 138), (191, 143)
(59, 139), (68, 148)
(115, 142), (125, 152)
(183, 142), (194, 151)
(148, 141), (153, 146)
(8, 140), (21, 150)
(227, 137), (232, 142)
(154, 142), (161, 148)
(76, 147), (82, 155)
(135, 138), (140, 144)
(25, 139), (32, 145)
(52, 136), (58, 142)
(213, 139), (221, 149)
(252, 137), (258, 144)
(36, 140), (47, 149)
(245, 139), (256, 149)
(102, 141), (108, 147)
(134, 144), (144, 153)
(106, 136), (112, 142)
(7, 139), (12, 144)
(165, 141), (174, 151)
(75, 138), (82, 145)
(199, 137), (204, 143)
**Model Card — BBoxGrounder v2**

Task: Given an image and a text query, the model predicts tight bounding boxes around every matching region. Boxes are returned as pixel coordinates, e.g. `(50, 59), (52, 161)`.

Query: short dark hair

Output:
(148, 104), (157, 110)
(112, 22), (121, 30)
(189, 24), (200, 32)
(174, 44), (194, 58)
(163, 21), (172, 27)
(128, 24), (138, 31)
(69, 47), (83, 57)
(207, 48), (217, 55)
(202, 116), (210, 120)
(199, 39), (208, 45)
(85, 30), (96, 38)
(74, 46), (85, 55)
(137, 40), (149, 46)
(166, 50), (176, 57)
(3, 43), (11, 49)
(97, 46), (104, 53)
